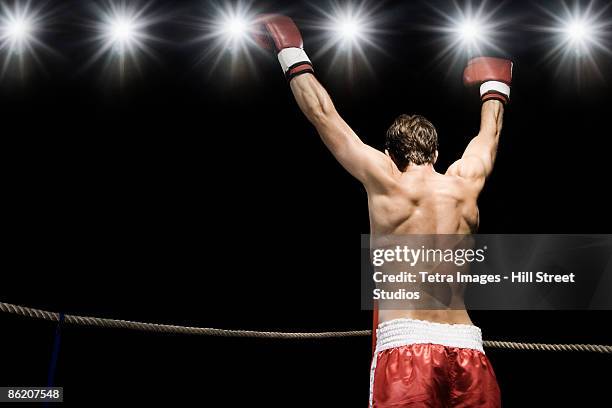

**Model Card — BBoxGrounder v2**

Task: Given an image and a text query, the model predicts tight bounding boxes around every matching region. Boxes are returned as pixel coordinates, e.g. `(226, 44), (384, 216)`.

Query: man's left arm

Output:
(447, 57), (512, 189)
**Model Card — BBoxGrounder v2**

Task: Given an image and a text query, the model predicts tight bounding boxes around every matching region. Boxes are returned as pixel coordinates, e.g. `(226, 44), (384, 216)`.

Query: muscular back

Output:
(287, 73), (504, 324)
(368, 168), (480, 235)
(368, 165), (483, 324)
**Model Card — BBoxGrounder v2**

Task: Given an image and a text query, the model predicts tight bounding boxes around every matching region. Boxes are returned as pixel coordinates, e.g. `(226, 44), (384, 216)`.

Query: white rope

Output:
(1, 301), (610, 353)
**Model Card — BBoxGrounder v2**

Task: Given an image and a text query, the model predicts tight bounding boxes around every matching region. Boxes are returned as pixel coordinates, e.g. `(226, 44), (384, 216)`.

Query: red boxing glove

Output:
(463, 57), (513, 104)
(252, 14), (314, 81)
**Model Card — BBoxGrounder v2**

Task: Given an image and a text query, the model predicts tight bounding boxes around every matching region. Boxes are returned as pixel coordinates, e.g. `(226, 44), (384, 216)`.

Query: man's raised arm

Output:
(447, 57), (512, 186)
(252, 14), (394, 190)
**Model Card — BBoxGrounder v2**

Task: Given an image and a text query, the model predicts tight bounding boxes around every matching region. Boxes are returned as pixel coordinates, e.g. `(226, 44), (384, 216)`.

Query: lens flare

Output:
(559, 16), (600, 55)
(84, 1), (163, 81)
(457, 19), (484, 45)
(190, 1), (260, 78)
(534, 0), (612, 80)
(0, 0), (53, 79)
(109, 16), (137, 47)
(306, 0), (387, 79)
(224, 16), (248, 39)
(334, 16), (363, 43)
(422, 0), (509, 68)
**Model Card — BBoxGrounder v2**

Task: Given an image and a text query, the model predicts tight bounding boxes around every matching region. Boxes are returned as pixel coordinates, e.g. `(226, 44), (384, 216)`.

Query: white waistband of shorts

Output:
(375, 318), (484, 354)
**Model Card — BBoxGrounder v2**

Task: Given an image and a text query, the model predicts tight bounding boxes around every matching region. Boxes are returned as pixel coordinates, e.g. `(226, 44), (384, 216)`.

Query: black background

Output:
(1, 0), (611, 406)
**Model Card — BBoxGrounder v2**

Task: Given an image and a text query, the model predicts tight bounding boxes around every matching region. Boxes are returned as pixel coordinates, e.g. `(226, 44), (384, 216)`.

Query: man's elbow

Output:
(477, 125), (501, 140)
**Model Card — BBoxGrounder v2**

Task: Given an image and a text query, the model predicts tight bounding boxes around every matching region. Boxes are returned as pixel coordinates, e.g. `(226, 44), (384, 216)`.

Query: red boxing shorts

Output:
(370, 319), (500, 408)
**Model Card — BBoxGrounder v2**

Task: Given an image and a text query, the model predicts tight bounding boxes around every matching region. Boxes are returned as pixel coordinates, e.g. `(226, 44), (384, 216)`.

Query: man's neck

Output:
(403, 163), (436, 174)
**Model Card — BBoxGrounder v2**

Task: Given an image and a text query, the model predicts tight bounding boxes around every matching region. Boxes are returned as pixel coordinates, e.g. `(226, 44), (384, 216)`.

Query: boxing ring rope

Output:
(1, 301), (611, 353)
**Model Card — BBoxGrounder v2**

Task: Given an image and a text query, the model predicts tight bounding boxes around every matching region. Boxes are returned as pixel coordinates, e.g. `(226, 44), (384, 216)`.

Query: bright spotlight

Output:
(458, 19), (483, 44)
(223, 16), (247, 39)
(0, 1), (51, 78)
(0, 5), (36, 54)
(306, 1), (384, 78)
(194, 2), (255, 53)
(426, 2), (507, 61)
(213, 6), (253, 50)
(335, 17), (362, 41)
(562, 18), (597, 53)
(330, 12), (368, 46)
(100, 11), (145, 55)
(109, 17), (136, 45)
(533, 1), (611, 80)
(192, 1), (259, 78)
(452, 15), (492, 50)
(535, 1), (611, 64)
(6, 17), (31, 40)
(85, 1), (161, 80)
(566, 20), (590, 40)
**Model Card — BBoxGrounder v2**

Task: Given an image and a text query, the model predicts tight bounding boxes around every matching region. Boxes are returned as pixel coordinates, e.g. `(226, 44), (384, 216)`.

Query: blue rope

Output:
(46, 312), (65, 389)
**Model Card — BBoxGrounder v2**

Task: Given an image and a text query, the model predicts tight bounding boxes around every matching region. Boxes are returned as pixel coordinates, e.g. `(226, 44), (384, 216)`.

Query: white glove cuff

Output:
(277, 48), (311, 73)
(480, 81), (511, 98)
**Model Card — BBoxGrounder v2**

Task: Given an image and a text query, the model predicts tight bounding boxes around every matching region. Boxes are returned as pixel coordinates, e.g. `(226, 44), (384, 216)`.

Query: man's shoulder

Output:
(441, 163), (486, 194)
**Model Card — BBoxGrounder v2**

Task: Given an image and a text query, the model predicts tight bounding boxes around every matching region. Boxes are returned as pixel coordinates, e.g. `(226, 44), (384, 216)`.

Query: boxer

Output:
(254, 15), (510, 408)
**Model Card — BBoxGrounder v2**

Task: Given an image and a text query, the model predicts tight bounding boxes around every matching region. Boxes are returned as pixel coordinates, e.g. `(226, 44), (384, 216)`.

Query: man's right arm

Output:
(252, 14), (396, 192)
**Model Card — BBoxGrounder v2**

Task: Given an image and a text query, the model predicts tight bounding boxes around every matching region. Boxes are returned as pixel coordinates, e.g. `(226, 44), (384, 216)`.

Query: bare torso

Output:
(369, 165), (480, 325)
(286, 72), (503, 325)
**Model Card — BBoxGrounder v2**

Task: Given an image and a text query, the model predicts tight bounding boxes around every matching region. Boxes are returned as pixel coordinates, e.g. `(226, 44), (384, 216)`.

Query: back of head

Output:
(385, 114), (438, 171)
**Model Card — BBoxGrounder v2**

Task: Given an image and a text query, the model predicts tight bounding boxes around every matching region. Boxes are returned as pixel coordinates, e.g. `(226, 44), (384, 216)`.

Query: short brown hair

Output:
(385, 114), (438, 170)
